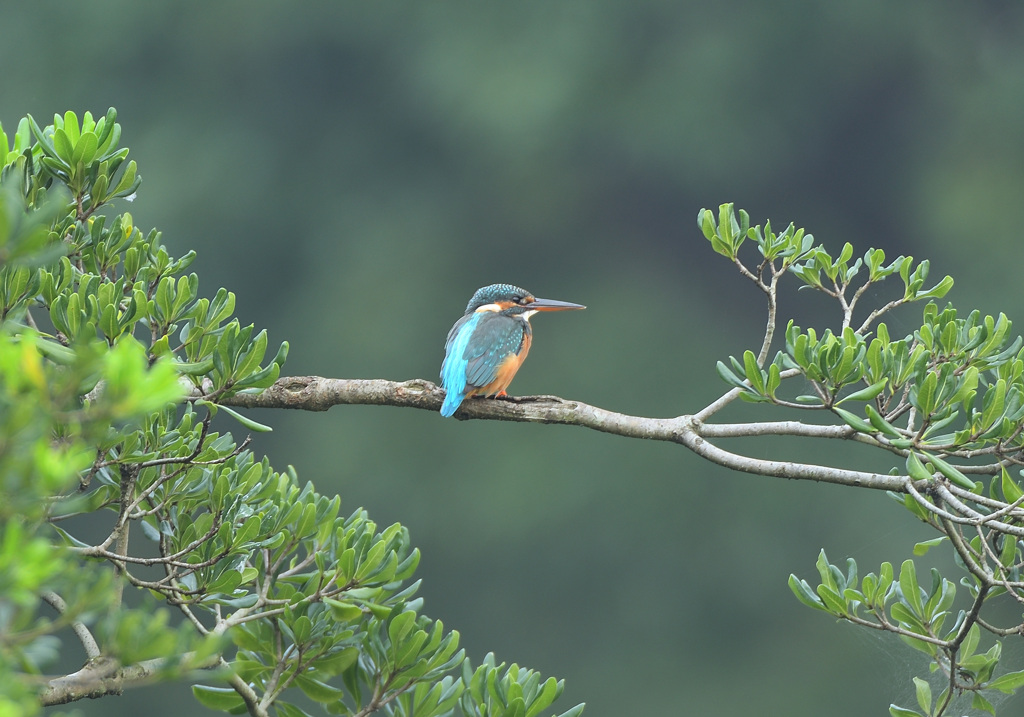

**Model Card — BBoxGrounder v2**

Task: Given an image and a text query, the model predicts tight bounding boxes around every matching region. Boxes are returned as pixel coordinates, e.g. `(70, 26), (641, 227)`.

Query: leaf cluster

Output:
(700, 203), (1024, 715)
(790, 551), (1023, 716)
(0, 109), (582, 717)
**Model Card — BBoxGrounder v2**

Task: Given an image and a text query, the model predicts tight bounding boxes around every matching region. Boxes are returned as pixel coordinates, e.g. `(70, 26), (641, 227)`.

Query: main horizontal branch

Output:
(217, 376), (910, 492)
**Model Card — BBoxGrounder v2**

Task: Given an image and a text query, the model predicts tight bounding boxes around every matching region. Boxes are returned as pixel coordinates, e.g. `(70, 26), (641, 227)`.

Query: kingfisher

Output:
(439, 283), (585, 417)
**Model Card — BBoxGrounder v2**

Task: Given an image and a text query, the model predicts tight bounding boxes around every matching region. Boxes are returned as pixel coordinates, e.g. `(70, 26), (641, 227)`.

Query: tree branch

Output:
(39, 653), (219, 706)
(216, 377), (911, 492)
(39, 591), (100, 659)
(226, 664), (268, 717)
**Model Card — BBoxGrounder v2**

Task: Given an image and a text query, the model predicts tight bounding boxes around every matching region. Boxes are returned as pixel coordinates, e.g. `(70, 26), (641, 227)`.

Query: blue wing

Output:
(440, 313), (481, 417)
(439, 313), (525, 417)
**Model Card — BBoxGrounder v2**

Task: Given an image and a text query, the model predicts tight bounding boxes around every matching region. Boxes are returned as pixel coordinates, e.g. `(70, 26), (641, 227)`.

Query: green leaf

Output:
(961, 623), (980, 659)
(787, 574), (827, 611)
(177, 357), (215, 376)
(987, 669), (1024, 694)
(888, 706), (922, 717)
(916, 274), (954, 300)
(949, 365), (979, 406)
(112, 160), (139, 196)
(1001, 467), (1024, 504)
(898, 559), (924, 617)
(52, 128), (73, 162)
(838, 379), (887, 404)
(981, 379), (1007, 431)
(697, 208), (716, 241)
(765, 363), (781, 399)
(742, 350), (765, 395)
(914, 370), (938, 416)
(27, 113), (56, 158)
(905, 452), (933, 482)
(972, 692), (996, 715)
(294, 674), (345, 702)
(62, 110), (80, 142)
(192, 685), (245, 711)
(912, 537), (946, 556)
(865, 404), (901, 438)
(317, 646), (360, 677)
(815, 549), (838, 591)
(216, 404), (273, 432)
(815, 584), (847, 615)
(388, 610), (417, 648)
(715, 360), (748, 390)
(718, 203), (736, 249)
(912, 677), (931, 713)
(554, 706), (586, 717)
(833, 406), (873, 433)
(272, 340), (290, 367)
(275, 702), (313, 717)
(72, 131), (98, 165)
(325, 599), (363, 623)
(924, 452), (976, 490)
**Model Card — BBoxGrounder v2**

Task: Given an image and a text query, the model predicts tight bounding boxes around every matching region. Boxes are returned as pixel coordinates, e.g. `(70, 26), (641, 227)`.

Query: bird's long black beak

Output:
(530, 297), (586, 311)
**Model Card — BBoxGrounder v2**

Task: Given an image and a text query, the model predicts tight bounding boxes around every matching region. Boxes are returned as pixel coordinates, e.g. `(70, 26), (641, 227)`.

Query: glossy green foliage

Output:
(457, 654), (585, 717)
(0, 174), (191, 714)
(705, 203), (1024, 715)
(0, 109), (582, 717)
(791, 552), (1024, 717)
(706, 203), (1020, 466)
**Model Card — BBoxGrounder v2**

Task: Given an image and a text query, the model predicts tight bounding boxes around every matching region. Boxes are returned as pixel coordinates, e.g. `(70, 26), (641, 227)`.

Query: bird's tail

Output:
(439, 391), (463, 418)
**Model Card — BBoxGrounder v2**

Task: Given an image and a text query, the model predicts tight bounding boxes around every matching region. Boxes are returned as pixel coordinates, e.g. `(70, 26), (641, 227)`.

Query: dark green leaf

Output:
(192, 685), (245, 711)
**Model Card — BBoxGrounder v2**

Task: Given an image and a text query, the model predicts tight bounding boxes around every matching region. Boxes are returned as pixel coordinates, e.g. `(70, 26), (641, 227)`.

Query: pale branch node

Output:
(215, 376), (911, 492)
(39, 653), (219, 706)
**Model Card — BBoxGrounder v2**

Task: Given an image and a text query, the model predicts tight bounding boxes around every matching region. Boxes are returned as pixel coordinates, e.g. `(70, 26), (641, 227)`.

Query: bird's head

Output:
(464, 283), (586, 319)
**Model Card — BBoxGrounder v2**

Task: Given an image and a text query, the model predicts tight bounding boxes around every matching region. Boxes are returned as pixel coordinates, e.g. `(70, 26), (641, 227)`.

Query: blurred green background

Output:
(8, 2), (1024, 715)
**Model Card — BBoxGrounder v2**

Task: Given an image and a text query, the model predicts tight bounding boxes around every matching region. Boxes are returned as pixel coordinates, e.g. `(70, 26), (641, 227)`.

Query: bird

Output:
(439, 283), (585, 417)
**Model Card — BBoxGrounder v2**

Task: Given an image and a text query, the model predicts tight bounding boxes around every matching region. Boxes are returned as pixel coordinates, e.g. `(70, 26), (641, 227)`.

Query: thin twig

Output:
(40, 591), (100, 659)
(224, 659), (268, 717)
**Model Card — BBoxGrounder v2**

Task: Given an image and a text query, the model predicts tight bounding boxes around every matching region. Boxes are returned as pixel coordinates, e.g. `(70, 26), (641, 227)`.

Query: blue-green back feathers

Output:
(440, 311), (528, 417)
(464, 314), (525, 387)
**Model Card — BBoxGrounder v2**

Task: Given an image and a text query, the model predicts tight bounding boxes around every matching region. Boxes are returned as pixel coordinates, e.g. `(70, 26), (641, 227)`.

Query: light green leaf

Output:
(742, 350), (765, 395)
(987, 669), (1024, 694)
(888, 706), (922, 717)
(924, 452), (976, 490)
(912, 537), (946, 556)
(972, 692), (996, 715)
(788, 573), (826, 612)
(216, 404), (273, 432)
(898, 559), (924, 617)
(912, 677), (931, 713)
(554, 705), (586, 717)
(905, 452), (933, 482)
